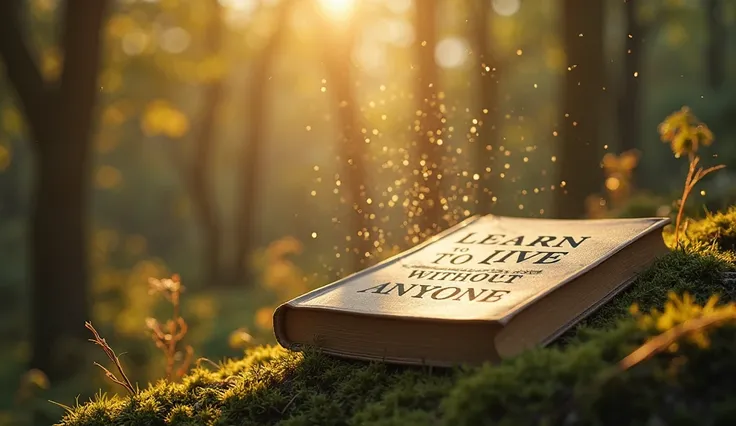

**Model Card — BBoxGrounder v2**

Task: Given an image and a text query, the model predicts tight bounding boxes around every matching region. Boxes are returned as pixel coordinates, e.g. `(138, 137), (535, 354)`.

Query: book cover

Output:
(273, 215), (670, 366)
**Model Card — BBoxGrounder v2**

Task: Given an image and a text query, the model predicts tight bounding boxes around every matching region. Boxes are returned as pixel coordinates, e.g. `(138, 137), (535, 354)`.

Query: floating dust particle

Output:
(312, 232), (317, 238)
(516, 49), (523, 56)
(306, 125), (312, 131)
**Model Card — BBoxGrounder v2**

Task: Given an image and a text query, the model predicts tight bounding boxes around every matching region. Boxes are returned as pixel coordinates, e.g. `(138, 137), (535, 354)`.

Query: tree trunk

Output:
(617, 0), (643, 154)
(190, 0), (224, 286)
(30, 138), (91, 380)
(705, 0), (725, 90)
(414, 0), (444, 234)
(323, 20), (374, 271)
(233, 2), (291, 286)
(554, 0), (605, 219)
(25, 0), (106, 379)
(473, 0), (500, 215)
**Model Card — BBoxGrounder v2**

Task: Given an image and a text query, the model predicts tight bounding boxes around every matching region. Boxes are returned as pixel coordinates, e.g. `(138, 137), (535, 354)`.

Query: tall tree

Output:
(233, 1), (293, 286)
(0, 0), (107, 379)
(414, 0), (444, 234)
(617, 0), (643, 154)
(189, 0), (225, 286)
(554, 0), (606, 218)
(705, 0), (726, 90)
(320, 4), (375, 271)
(473, 0), (500, 215)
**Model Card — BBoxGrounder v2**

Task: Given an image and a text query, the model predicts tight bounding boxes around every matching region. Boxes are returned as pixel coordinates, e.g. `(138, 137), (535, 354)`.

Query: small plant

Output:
(85, 322), (136, 395)
(146, 274), (194, 382)
(622, 292), (736, 370)
(658, 107), (725, 245)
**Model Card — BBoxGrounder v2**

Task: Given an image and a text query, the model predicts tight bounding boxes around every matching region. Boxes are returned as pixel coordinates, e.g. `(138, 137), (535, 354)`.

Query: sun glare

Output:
(317, 0), (356, 20)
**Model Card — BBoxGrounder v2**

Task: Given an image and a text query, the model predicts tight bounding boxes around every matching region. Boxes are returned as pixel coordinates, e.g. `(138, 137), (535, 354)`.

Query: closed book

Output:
(273, 215), (670, 367)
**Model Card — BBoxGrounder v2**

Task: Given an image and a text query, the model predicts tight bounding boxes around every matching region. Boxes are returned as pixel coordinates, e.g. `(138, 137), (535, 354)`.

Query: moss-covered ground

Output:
(58, 214), (736, 426)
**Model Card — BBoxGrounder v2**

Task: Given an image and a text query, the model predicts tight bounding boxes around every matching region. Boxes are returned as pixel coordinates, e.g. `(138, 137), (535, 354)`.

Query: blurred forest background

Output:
(1, 0), (736, 423)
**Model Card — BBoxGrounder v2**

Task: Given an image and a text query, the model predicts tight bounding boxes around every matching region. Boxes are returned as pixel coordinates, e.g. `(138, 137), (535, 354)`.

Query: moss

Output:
(59, 213), (736, 426)
(681, 206), (736, 252)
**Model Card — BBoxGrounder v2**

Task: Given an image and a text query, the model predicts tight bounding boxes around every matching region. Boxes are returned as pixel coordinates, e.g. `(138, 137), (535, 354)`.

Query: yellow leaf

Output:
(141, 100), (189, 138)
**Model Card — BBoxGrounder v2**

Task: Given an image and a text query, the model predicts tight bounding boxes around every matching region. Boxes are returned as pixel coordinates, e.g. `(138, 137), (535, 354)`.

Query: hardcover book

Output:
(273, 215), (670, 367)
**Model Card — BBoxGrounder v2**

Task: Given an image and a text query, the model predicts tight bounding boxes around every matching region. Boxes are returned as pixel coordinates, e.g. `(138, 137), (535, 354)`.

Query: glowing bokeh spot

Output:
(159, 27), (191, 54)
(434, 37), (468, 69)
(605, 177), (621, 191)
(121, 30), (149, 56)
(491, 0), (521, 16)
(317, 0), (356, 20)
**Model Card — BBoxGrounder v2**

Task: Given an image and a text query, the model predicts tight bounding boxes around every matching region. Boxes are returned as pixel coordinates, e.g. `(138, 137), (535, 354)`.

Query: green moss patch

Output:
(59, 213), (736, 426)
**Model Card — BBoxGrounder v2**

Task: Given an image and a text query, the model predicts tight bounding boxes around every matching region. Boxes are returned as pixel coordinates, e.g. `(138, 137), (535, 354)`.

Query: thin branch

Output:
(85, 322), (136, 395)
(619, 311), (736, 370)
(0, 0), (49, 136)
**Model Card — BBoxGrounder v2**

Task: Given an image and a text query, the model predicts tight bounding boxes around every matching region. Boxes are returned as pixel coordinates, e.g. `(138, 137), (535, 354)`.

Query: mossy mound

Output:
(681, 206), (736, 252)
(59, 216), (736, 426)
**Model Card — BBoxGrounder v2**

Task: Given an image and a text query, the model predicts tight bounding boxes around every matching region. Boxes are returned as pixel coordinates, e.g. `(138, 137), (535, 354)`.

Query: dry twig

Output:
(85, 321), (136, 395)
(146, 274), (194, 381)
(674, 153), (725, 244)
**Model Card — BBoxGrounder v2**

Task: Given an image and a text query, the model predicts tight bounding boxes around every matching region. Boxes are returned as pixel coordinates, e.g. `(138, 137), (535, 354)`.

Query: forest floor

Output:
(58, 209), (736, 426)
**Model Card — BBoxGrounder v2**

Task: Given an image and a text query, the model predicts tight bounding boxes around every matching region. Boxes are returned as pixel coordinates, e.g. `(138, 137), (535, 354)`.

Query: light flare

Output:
(317, 0), (356, 21)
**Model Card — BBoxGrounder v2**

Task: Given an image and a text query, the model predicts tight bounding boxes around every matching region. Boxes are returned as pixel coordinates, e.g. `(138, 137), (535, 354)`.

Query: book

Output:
(273, 215), (670, 367)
